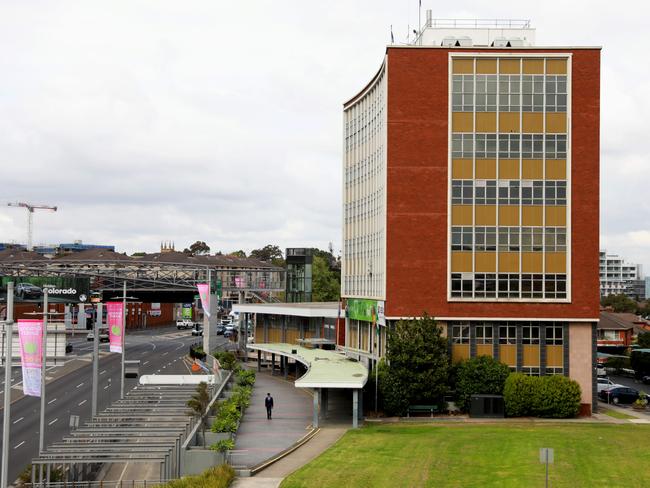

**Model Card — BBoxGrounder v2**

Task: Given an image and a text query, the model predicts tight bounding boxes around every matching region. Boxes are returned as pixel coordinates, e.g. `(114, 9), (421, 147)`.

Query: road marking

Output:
(14, 441), (25, 449)
(48, 398), (57, 405)
(76, 382), (84, 388)
(143, 361), (149, 365)
(48, 418), (58, 426)
(78, 400), (87, 406)
(0, 390), (3, 395)
(100, 370), (106, 375)
(104, 385), (109, 390)
(13, 417), (24, 424)
(162, 352), (168, 356)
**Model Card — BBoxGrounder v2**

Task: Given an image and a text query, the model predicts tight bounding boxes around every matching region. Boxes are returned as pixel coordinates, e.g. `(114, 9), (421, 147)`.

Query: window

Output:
(452, 134), (474, 158)
(522, 75), (544, 112)
(522, 325), (540, 344)
(545, 134), (567, 159)
(474, 180), (497, 204)
(498, 227), (520, 252)
(452, 74), (474, 112)
(545, 325), (563, 345)
(498, 134), (520, 159)
(475, 324), (494, 344)
(497, 273), (520, 298)
(521, 134), (544, 158)
(475, 134), (497, 158)
(498, 180), (520, 205)
(545, 75), (567, 112)
(451, 273), (473, 298)
(521, 180), (544, 205)
(545, 367), (564, 376)
(521, 274), (544, 298)
(452, 324), (470, 344)
(475, 227), (497, 251)
(544, 274), (567, 299)
(498, 74), (521, 112)
(521, 367), (540, 376)
(499, 325), (517, 344)
(545, 181), (567, 205)
(451, 227), (473, 251)
(545, 228), (566, 252)
(452, 180), (473, 204)
(474, 273), (497, 298)
(475, 75), (497, 112)
(521, 227), (543, 252)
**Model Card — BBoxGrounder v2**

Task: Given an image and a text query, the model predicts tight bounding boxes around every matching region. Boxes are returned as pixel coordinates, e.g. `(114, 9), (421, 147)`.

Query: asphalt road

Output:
(0, 326), (224, 484)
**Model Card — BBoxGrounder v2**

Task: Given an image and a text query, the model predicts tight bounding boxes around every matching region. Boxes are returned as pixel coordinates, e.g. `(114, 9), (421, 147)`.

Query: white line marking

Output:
(48, 398), (57, 405)
(13, 417), (24, 424)
(104, 385), (109, 390)
(162, 352), (168, 356)
(100, 370), (106, 375)
(143, 361), (149, 365)
(0, 390), (3, 395)
(13, 441), (25, 449)
(76, 382), (84, 388)
(48, 418), (58, 426)
(78, 400), (87, 406)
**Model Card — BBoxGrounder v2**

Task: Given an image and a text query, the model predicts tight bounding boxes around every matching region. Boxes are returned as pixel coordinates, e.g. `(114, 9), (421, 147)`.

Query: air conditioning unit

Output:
(492, 37), (525, 48)
(441, 36), (473, 47)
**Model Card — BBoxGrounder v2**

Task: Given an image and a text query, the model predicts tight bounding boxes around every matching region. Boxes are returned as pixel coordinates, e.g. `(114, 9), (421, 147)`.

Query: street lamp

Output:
(111, 282), (138, 400)
(1, 282), (14, 488)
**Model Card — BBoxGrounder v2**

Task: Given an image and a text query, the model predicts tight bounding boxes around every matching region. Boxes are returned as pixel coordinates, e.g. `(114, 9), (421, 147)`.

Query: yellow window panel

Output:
(522, 112), (543, 133)
(546, 58), (568, 75)
(476, 112), (497, 132)
(522, 159), (544, 179)
(452, 112), (473, 132)
(523, 59), (544, 74)
(522, 252), (543, 272)
(546, 113), (567, 133)
(451, 252), (473, 272)
(476, 159), (497, 179)
(499, 159), (520, 179)
(499, 205), (519, 226)
(546, 252), (567, 273)
(523, 345), (540, 366)
(500, 345), (516, 366)
(451, 205), (473, 225)
(499, 112), (520, 133)
(522, 206), (544, 226)
(453, 58), (474, 74)
(546, 160), (567, 180)
(475, 252), (496, 272)
(546, 206), (567, 226)
(499, 59), (520, 74)
(546, 345), (564, 367)
(475, 205), (496, 225)
(498, 252), (520, 272)
(476, 59), (497, 74)
(476, 344), (493, 357)
(452, 159), (473, 179)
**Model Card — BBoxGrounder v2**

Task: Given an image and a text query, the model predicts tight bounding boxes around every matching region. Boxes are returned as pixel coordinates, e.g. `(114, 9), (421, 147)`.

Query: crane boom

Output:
(5, 201), (58, 250)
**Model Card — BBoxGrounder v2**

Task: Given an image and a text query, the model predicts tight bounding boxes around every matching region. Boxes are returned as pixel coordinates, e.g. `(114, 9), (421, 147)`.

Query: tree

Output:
(455, 356), (511, 411)
(229, 250), (247, 258)
(312, 255), (340, 301)
(638, 332), (650, 349)
(250, 245), (285, 266)
(183, 241), (210, 256)
(379, 315), (449, 416)
(187, 382), (211, 448)
(601, 294), (637, 313)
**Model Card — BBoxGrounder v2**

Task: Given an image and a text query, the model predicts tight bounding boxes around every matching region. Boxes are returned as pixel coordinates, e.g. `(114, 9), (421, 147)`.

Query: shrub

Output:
(189, 344), (206, 361)
(504, 373), (538, 417)
(231, 385), (252, 410)
(236, 369), (256, 387)
(504, 373), (581, 418)
(213, 351), (237, 370)
(154, 464), (234, 488)
(211, 398), (242, 433)
(605, 356), (631, 373)
(455, 356), (511, 412)
(210, 438), (235, 452)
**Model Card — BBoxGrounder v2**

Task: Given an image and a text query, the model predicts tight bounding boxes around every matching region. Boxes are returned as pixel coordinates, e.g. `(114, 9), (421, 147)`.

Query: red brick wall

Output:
(385, 47), (600, 320)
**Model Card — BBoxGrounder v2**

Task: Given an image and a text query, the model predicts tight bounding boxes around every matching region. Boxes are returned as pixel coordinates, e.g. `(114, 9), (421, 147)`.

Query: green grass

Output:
(281, 423), (650, 488)
(155, 464), (234, 488)
(601, 408), (638, 420)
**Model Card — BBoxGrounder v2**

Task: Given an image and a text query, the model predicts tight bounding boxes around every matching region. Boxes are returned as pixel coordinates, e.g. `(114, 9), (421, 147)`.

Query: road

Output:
(0, 326), (225, 484)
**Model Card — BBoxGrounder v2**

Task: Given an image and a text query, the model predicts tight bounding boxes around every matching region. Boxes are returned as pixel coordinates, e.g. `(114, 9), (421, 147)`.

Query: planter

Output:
(182, 449), (226, 476)
(196, 431), (232, 446)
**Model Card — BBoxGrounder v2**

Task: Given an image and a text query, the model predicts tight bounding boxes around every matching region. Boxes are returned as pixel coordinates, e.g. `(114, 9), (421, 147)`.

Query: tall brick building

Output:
(342, 20), (600, 413)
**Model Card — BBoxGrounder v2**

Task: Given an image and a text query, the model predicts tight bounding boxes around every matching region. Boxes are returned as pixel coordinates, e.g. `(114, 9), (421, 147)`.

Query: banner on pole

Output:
(197, 283), (210, 317)
(106, 301), (124, 353)
(17, 319), (43, 397)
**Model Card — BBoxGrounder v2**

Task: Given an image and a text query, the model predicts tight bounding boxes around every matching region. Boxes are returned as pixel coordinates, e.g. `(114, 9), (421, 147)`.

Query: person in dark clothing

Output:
(265, 392), (274, 419)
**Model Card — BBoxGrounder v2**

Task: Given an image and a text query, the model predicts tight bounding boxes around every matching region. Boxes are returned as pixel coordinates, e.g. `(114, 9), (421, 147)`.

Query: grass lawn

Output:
(281, 423), (650, 488)
(601, 408), (638, 420)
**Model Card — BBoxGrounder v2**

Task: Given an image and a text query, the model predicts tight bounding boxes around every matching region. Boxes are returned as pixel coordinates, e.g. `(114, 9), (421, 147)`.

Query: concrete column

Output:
(284, 357), (288, 379)
(313, 388), (320, 428)
(257, 350), (261, 372)
(358, 389), (364, 420)
(271, 353), (275, 375)
(352, 389), (359, 429)
(64, 304), (71, 330)
(322, 389), (328, 418)
(78, 303), (86, 330)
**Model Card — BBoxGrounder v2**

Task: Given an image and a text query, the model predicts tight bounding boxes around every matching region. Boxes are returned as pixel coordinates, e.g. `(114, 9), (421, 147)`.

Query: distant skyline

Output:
(1, 1), (648, 268)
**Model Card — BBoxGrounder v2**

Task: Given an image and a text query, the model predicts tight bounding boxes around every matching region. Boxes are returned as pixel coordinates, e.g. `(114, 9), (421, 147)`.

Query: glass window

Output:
(475, 74), (497, 112)
(544, 274), (567, 299)
(499, 325), (516, 344)
(521, 367), (541, 376)
(498, 74), (521, 112)
(545, 181), (567, 205)
(546, 367), (564, 376)
(476, 325), (494, 344)
(451, 227), (473, 251)
(452, 180), (473, 204)
(475, 134), (497, 158)
(475, 227), (497, 251)
(522, 75), (544, 112)
(522, 325), (540, 344)
(474, 274), (497, 298)
(521, 180), (543, 205)
(452, 74), (474, 112)
(498, 134), (520, 159)
(498, 227), (520, 252)
(474, 180), (497, 205)
(545, 325), (564, 345)
(522, 274), (543, 298)
(451, 273), (473, 298)
(545, 75), (567, 112)
(521, 228), (543, 252)
(545, 134), (567, 159)
(497, 273), (520, 298)
(521, 134), (544, 158)
(452, 134), (474, 158)
(452, 324), (470, 344)
(498, 180), (520, 205)
(545, 228), (567, 252)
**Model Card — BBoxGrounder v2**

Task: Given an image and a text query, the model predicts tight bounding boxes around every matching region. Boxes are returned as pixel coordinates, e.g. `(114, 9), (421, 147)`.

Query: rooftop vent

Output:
(491, 37), (526, 47)
(441, 36), (473, 47)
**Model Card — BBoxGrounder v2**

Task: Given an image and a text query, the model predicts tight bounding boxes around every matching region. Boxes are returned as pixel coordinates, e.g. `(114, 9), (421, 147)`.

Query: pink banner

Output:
(197, 283), (210, 317)
(17, 319), (43, 397)
(234, 276), (244, 288)
(106, 301), (124, 353)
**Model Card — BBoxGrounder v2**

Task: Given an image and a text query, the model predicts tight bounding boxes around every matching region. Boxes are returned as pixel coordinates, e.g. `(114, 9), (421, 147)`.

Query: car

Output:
(191, 324), (203, 336)
(65, 342), (73, 354)
(224, 328), (235, 339)
(216, 325), (226, 335)
(86, 330), (110, 343)
(596, 377), (620, 393)
(596, 364), (606, 377)
(642, 375), (650, 385)
(176, 319), (194, 330)
(16, 283), (42, 299)
(598, 386), (640, 405)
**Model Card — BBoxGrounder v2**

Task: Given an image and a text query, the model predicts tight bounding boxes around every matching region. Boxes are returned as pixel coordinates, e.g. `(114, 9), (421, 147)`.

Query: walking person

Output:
(265, 392), (274, 420)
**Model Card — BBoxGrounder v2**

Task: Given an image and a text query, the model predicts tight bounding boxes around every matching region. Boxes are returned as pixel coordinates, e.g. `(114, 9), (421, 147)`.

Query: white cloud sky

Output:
(0, 0), (648, 269)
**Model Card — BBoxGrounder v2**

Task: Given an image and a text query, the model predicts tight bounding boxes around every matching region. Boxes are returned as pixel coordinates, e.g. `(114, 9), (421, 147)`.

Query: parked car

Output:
(597, 377), (620, 393)
(86, 329), (110, 343)
(176, 319), (194, 330)
(642, 375), (650, 385)
(16, 283), (42, 299)
(598, 386), (640, 405)
(224, 327), (235, 339)
(191, 324), (203, 336)
(596, 364), (606, 377)
(216, 324), (226, 335)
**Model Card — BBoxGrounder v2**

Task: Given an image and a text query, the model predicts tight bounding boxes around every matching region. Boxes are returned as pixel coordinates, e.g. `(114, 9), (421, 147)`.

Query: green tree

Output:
(187, 382), (211, 447)
(229, 250), (247, 258)
(250, 245), (285, 266)
(601, 294), (637, 313)
(312, 255), (340, 301)
(379, 315), (449, 416)
(638, 332), (650, 349)
(455, 356), (511, 412)
(183, 241), (211, 255)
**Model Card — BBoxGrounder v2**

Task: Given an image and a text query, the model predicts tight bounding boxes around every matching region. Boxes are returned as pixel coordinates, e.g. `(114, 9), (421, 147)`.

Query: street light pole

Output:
(1, 282), (15, 488)
(39, 288), (49, 454)
(121, 281), (126, 400)
(92, 302), (101, 417)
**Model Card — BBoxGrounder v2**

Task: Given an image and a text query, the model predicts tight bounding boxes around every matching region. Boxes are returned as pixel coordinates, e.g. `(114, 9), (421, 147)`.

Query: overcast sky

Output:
(0, 1), (648, 269)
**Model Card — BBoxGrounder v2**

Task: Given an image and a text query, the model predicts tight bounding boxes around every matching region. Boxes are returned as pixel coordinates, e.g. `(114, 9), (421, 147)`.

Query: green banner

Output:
(347, 298), (377, 322)
(181, 304), (193, 320)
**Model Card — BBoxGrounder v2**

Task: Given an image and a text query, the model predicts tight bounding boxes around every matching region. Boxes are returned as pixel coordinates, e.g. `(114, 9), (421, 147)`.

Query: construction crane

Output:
(6, 202), (58, 251)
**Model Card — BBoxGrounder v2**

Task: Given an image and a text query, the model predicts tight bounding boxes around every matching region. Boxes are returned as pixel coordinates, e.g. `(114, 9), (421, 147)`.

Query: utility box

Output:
(124, 359), (141, 378)
(469, 394), (505, 418)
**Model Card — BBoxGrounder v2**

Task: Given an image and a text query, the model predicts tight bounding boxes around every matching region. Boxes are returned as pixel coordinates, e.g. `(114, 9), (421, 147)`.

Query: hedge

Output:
(455, 356), (511, 412)
(504, 373), (581, 418)
(154, 464), (234, 488)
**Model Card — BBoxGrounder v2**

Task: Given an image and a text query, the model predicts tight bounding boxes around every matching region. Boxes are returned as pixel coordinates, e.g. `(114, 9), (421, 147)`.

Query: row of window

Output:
(451, 226), (566, 252)
(452, 74), (567, 112)
(344, 190), (384, 222)
(451, 323), (564, 345)
(453, 134), (567, 159)
(451, 273), (567, 299)
(452, 180), (567, 206)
